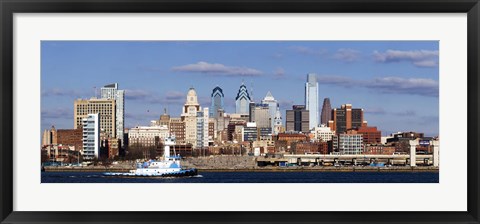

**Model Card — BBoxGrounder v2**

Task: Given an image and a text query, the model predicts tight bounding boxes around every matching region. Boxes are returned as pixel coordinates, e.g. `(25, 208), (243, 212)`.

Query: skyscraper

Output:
(181, 88), (201, 146)
(100, 83), (125, 145)
(82, 113), (100, 160)
(305, 73), (319, 130)
(261, 91), (279, 133)
(320, 98), (332, 125)
(286, 105), (310, 133)
(249, 103), (271, 129)
(210, 86), (224, 118)
(74, 98), (116, 138)
(196, 108), (209, 148)
(235, 82), (251, 114)
(329, 104), (365, 134)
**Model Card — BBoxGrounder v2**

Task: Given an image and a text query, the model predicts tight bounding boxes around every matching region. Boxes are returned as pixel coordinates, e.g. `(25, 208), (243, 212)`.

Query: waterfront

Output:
(42, 171), (439, 183)
(40, 41), (441, 184)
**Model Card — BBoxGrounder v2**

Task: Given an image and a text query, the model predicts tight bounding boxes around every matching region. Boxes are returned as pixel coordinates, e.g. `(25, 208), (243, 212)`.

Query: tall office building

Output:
(286, 105), (310, 133)
(181, 88), (201, 146)
(261, 91), (279, 133)
(100, 83), (125, 145)
(305, 73), (319, 130)
(249, 103), (271, 129)
(329, 104), (364, 134)
(82, 113), (100, 160)
(196, 108), (209, 148)
(320, 98), (332, 125)
(74, 98), (116, 138)
(235, 82), (251, 114)
(210, 86), (224, 118)
(216, 109), (226, 132)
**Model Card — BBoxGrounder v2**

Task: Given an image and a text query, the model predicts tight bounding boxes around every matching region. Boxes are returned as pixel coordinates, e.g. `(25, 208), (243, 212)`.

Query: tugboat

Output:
(103, 136), (197, 177)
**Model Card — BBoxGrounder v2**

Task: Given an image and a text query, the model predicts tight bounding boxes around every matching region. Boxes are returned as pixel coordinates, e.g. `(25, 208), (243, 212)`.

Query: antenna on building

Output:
(93, 86), (96, 98)
(164, 108), (167, 115)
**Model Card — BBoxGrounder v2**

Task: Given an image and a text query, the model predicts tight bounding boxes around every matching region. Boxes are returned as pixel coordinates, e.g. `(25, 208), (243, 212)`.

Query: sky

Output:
(41, 41), (439, 137)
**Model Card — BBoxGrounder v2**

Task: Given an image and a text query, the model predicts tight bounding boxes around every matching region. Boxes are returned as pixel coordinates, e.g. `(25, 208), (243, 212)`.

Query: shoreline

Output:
(44, 166), (439, 173)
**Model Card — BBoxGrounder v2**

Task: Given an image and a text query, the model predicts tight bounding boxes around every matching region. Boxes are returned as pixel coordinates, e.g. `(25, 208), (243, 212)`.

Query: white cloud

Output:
(165, 91), (185, 100)
(394, 110), (417, 116)
(125, 89), (150, 100)
(365, 77), (439, 97)
(373, 50), (439, 67)
(125, 89), (186, 105)
(172, 61), (262, 76)
(41, 108), (72, 119)
(316, 75), (354, 87)
(288, 46), (327, 56)
(317, 75), (438, 97)
(413, 60), (438, 67)
(364, 107), (386, 115)
(41, 88), (87, 97)
(333, 48), (361, 62)
(273, 67), (286, 79)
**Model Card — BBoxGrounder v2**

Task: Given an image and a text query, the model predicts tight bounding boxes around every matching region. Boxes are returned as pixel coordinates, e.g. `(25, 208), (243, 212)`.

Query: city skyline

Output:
(41, 41), (439, 136)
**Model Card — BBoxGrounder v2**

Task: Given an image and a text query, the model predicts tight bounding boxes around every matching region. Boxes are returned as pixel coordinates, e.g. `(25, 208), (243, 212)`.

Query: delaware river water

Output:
(42, 171), (439, 183)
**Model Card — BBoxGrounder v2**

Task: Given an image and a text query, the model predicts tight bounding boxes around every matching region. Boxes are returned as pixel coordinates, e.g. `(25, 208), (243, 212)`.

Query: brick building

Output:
(364, 144), (396, 155)
(347, 126), (381, 144)
(292, 141), (329, 154)
(57, 128), (83, 151)
(329, 104), (365, 134)
(169, 118), (186, 145)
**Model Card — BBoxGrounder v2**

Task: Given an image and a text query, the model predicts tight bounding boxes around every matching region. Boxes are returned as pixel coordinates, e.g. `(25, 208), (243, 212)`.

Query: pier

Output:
(256, 154), (437, 167)
(257, 139), (439, 167)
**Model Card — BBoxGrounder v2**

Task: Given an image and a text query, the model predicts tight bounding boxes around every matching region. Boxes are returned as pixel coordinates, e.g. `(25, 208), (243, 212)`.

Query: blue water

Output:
(41, 171), (439, 183)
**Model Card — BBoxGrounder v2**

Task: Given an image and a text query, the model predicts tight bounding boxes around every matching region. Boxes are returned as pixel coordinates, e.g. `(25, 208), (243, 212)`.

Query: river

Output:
(42, 171), (438, 183)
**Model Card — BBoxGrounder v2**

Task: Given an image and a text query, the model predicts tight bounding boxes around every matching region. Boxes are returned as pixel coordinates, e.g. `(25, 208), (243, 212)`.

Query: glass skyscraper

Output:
(305, 73), (319, 130)
(100, 83), (125, 145)
(210, 86), (224, 118)
(261, 91), (279, 133)
(235, 82), (251, 114)
(321, 98), (332, 125)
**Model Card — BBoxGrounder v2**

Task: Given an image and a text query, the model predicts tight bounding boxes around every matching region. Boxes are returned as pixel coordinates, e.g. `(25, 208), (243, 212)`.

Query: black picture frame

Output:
(1, 0), (479, 223)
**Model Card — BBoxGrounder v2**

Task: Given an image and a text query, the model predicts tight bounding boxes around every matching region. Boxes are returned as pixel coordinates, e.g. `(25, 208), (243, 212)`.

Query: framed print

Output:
(1, 0), (479, 223)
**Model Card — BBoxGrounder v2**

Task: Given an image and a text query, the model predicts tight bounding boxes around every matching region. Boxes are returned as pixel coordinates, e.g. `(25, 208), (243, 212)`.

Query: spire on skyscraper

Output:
(235, 82), (251, 114)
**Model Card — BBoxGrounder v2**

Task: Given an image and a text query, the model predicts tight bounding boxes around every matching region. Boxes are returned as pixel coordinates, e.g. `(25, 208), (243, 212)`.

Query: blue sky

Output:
(41, 41), (439, 137)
